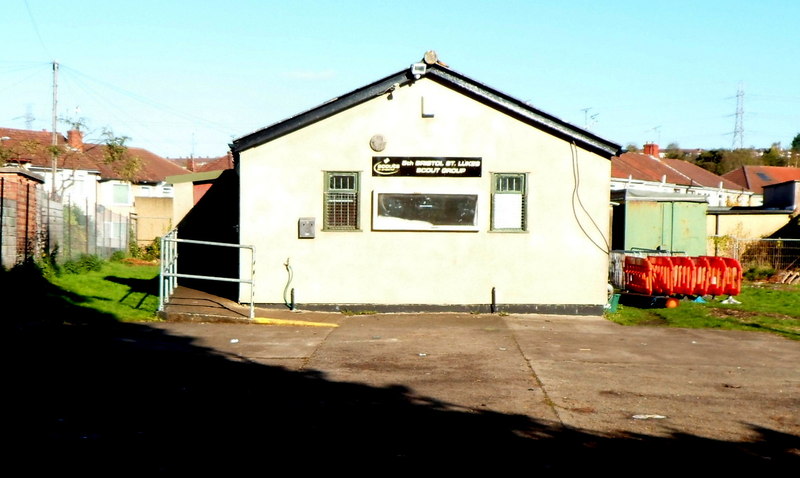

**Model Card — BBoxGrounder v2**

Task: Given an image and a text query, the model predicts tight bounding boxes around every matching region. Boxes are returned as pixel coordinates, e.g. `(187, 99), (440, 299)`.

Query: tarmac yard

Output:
(10, 292), (799, 473)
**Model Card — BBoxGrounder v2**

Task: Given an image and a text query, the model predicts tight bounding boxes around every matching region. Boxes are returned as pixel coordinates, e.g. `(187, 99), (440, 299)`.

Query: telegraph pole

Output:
(51, 60), (59, 197)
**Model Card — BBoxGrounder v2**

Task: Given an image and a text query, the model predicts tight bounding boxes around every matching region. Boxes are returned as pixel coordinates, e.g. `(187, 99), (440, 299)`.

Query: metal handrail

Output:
(159, 229), (256, 318)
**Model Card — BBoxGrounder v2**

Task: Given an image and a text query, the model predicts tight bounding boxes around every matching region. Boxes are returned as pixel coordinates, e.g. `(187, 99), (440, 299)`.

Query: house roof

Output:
(164, 153), (233, 184)
(230, 54), (622, 159)
(0, 126), (186, 183)
(195, 152), (234, 172)
(722, 165), (800, 195)
(167, 156), (220, 171)
(0, 127), (101, 172)
(124, 146), (189, 183)
(612, 151), (747, 191)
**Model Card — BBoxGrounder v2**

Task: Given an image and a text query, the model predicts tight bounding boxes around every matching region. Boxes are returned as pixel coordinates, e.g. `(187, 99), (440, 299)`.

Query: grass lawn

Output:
(6, 257), (800, 340)
(47, 259), (161, 322)
(605, 281), (800, 341)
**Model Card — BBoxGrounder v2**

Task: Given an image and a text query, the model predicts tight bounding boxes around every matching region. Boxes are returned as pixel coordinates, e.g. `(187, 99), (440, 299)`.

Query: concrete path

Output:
(155, 292), (800, 445)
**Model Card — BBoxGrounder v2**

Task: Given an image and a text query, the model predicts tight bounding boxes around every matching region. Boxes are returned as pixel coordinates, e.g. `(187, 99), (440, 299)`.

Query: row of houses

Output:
(610, 143), (800, 256)
(3, 52), (799, 313)
(0, 126), (232, 266)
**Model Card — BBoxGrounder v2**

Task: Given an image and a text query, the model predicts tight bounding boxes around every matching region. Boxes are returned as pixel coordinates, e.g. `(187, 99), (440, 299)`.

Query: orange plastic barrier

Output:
(622, 255), (742, 297)
(691, 256), (711, 295)
(671, 256), (697, 295)
(723, 257), (743, 295)
(703, 256), (728, 296)
(648, 255), (675, 295)
(624, 255), (653, 295)
(700, 256), (743, 296)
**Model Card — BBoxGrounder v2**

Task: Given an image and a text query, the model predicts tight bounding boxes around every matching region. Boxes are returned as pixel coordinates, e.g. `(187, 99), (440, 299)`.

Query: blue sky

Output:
(1, 0), (798, 158)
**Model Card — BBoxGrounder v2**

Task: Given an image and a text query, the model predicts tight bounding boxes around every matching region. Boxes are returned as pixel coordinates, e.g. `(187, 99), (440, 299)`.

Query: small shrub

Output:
(743, 266), (775, 281)
(109, 250), (128, 262)
(36, 249), (61, 278)
(142, 237), (161, 261)
(62, 254), (105, 274)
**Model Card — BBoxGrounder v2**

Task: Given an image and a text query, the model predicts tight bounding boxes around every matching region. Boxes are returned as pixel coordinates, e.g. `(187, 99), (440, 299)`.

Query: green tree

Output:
(0, 143), (12, 166)
(663, 142), (683, 159)
(625, 143), (640, 153)
(720, 148), (759, 174)
(761, 143), (787, 167)
(791, 133), (800, 167)
(694, 149), (725, 174)
(101, 128), (142, 182)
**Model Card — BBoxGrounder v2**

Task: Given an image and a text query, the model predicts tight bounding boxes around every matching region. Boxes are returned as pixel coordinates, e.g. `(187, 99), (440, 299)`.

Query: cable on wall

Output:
(570, 141), (610, 255)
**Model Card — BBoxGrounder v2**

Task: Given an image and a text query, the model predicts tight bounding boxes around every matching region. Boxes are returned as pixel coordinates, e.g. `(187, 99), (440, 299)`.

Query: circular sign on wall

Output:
(370, 134), (386, 152)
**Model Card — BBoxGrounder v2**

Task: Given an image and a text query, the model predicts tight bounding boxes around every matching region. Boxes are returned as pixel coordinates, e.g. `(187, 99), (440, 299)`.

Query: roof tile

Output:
(0, 127), (186, 183)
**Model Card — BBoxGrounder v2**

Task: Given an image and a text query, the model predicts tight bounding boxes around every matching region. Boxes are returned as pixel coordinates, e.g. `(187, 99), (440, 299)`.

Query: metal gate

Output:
(159, 228), (256, 318)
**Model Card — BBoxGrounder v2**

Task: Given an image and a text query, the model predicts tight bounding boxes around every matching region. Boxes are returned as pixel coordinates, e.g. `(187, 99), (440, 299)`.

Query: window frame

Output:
(372, 192), (480, 231)
(323, 171), (360, 231)
(491, 172), (527, 232)
(111, 182), (132, 206)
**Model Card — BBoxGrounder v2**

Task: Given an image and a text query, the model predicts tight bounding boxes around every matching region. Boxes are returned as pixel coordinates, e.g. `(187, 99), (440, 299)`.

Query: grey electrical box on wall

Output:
(298, 217), (315, 238)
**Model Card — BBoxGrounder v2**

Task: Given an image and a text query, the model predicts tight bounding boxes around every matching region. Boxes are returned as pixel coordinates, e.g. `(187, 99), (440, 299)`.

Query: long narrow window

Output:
(491, 173), (526, 231)
(373, 193), (479, 231)
(324, 172), (360, 230)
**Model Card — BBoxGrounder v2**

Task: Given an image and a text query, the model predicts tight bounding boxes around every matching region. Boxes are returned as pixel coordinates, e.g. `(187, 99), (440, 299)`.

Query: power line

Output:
(23, 0), (52, 59)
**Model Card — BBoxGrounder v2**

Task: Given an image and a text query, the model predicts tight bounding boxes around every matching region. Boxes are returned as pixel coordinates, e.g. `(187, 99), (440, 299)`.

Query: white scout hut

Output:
(230, 52), (621, 314)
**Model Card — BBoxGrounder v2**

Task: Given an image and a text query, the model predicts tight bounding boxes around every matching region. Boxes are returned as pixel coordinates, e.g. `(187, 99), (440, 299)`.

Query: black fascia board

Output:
(424, 64), (622, 159)
(230, 70), (413, 153)
(230, 63), (622, 159)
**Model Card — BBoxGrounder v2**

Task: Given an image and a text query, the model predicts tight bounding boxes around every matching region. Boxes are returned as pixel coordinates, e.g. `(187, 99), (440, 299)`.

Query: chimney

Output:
(643, 143), (660, 158)
(67, 129), (83, 151)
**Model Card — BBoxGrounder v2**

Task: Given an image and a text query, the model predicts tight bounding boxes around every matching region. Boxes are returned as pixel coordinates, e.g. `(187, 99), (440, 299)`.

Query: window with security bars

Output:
(491, 173), (526, 231)
(324, 172), (359, 230)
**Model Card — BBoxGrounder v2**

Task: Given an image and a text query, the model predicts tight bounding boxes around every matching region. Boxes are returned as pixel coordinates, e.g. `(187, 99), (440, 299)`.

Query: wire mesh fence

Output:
(38, 195), (132, 263)
(715, 237), (800, 272)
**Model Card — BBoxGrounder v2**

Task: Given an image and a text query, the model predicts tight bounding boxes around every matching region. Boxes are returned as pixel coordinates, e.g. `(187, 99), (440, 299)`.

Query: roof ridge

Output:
(658, 157), (694, 183)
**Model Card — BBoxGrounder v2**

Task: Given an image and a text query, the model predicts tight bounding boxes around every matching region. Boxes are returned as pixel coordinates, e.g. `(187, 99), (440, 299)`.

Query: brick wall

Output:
(0, 169), (44, 268)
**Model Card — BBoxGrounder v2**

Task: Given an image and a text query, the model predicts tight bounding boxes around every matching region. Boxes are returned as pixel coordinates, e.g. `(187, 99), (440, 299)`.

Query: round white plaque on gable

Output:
(369, 134), (386, 152)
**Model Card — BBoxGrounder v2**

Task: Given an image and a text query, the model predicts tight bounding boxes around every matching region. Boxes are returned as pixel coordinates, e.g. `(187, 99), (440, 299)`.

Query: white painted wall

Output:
(238, 78), (611, 309)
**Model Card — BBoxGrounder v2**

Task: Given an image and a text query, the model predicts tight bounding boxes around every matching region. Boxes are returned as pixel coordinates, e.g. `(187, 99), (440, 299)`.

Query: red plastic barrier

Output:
(671, 256), (697, 295)
(622, 255), (743, 298)
(702, 256), (729, 296)
(722, 257), (743, 296)
(648, 256), (675, 295)
(691, 256), (711, 295)
(624, 256), (653, 295)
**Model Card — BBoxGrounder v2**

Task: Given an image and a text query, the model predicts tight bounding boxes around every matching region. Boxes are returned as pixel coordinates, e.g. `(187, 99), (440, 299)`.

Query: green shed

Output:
(611, 189), (708, 256)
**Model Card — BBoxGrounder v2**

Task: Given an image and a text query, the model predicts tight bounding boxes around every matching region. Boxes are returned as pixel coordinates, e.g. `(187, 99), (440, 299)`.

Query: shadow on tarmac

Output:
(4, 265), (798, 474)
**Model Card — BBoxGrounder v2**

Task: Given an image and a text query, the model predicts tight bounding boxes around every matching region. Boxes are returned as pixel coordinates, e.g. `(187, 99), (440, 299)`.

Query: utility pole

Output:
(732, 83), (744, 150)
(51, 61), (59, 197)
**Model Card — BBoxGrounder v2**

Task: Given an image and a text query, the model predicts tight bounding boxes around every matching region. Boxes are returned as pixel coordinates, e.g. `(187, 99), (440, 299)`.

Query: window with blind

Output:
(324, 172), (360, 230)
(491, 173), (527, 231)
